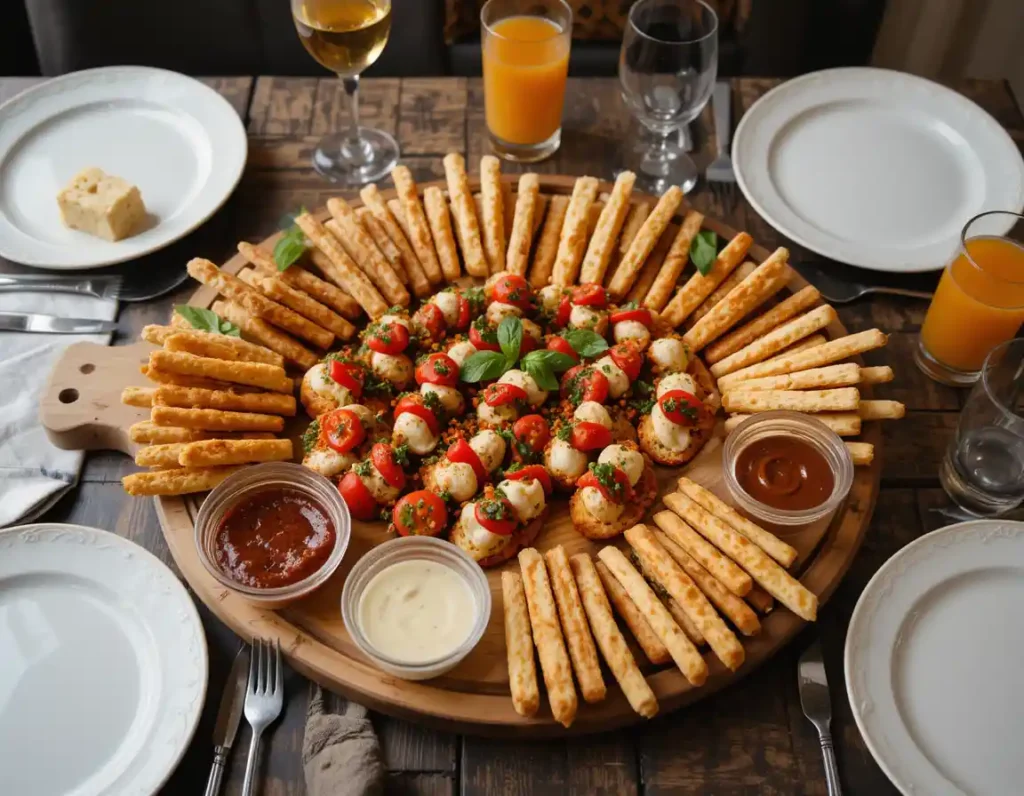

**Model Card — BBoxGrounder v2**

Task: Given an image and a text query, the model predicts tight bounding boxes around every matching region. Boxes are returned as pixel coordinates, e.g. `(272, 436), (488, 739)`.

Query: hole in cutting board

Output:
(58, 388), (79, 404)
(79, 364), (95, 374)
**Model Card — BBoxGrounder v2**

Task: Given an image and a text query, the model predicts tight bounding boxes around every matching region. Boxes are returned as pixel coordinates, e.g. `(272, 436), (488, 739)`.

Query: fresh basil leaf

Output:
(459, 351), (508, 383)
(274, 226), (308, 271)
(497, 315), (523, 365)
(174, 306), (221, 334)
(523, 358), (559, 392)
(218, 319), (242, 337)
(523, 349), (576, 374)
(690, 229), (718, 276)
(563, 328), (609, 359)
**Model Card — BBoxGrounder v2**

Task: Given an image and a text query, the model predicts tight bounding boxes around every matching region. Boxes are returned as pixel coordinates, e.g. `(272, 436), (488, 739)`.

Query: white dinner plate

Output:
(846, 519), (1024, 795)
(0, 66), (247, 270)
(0, 523), (207, 795)
(733, 68), (1024, 273)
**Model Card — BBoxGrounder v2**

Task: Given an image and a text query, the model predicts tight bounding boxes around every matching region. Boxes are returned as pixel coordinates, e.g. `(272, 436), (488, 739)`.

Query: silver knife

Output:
(205, 647), (250, 796)
(0, 311), (117, 334)
(799, 640), (842, 795)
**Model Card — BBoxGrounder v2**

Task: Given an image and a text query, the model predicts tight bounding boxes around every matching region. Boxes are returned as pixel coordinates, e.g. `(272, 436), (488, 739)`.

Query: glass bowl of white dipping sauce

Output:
(340, 536), (491, 680)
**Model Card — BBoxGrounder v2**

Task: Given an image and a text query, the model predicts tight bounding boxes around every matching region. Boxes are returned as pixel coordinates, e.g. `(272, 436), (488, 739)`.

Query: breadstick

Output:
(352, 207), (407, 285)
(135, 442), (185, 468)
(683, 248), (791, 351)
(846, 442), (874, 466)
(586, 201), (605, 240)
(518, 548), (577, 728)
(710, 305), (837, 378)
(144, 323), (284, 367)
(545, 546), (606, 704)
(359, 184), (431, 295)
(689, 261), (756, 324)
(608, 186), (683, 298)
(422, 186), (461, 282)
(153, 385), (296, 416)
(150, 349), (291, 394)
(859, 365), (894, 385)
(724, 412), (862, 437)
(626, 224), (676, 305)
(662, 492), (818, 621)
(143, 365), (237, 392)
(761, 334), (827, 366)
(676, 477), (797, 568)
(390, 167), (443, 285)
(502, 182), (515, 239)
(551, 176), (600, 286)
(529, 194), (570, 288)
(746, 586), (775, 614)
(722, 387), (861, 414)
(597, 546), (707, 686)
(723, 363), (862, 392)
(212, 300), (318, 370)
(579, 171), (635, 285)
(705, 286), (821, 365)
(626, 525), (745, 671)
(442, 153), (489, 277)
(570, 554), (657, 719)
(237, 269), (356, 341)
(531, 194), (549, 240)
(664, 597), (706, 647)
(151, 405), (283, 433)
(641, 211), (706, 311)
(501, 571), (540, 718)
(651, 510), (752, 596)
(506, 173), (540, 277)
(239, 242), (361, 320)
(660, 231), (754, 327)
(595, 561), (671, 666)
(179, 438), (293, 468)
(858, 400), (905, 420)
(129, 421), (208, 445)
(121, 386), (155, 408)
(122, 466), (246, 497)
(605, 201), (651, 286)
(477, 155), (507, 274)
(326, 197), (409, 306)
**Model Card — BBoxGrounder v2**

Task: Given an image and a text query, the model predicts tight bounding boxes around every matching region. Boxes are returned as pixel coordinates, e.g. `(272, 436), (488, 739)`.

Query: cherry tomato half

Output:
(394, 394), (440, 435)
(554, 296), (572, 328)
(561, 365), (610, 405)
(447, 438), (488, 484)
(483, 382), (528, 407)
(321, 408), (365, 454)
(469, 319), (501, 352)
(474, 497), (517, 535)
(366, 321), (410, 355)
(392, 490), (448, 537)
(513, 414), (550, 455)
(455, 294), (472, 330)
(570, 421), (613, 452)
(609, 341), (644, 381)
(415, 352), (459, 387)
(572, 283), (608, 308)
(577, 466), (633, 504)
(338, 471), (377, 521)
(413, 303), (446, 340)
(491, 273), (532, 309)
(546, 335), (579, 363)
(505, 463), (553, 495)
(610, 308), (653, 327)
(370, 443), (406, 490)
(657, 389), (705, 427)
(328, 360), (365, 399)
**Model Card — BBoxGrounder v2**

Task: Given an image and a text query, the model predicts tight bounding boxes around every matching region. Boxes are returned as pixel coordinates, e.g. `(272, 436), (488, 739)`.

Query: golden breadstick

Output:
(722, 387), (861, 414)
(608, 186), (683, 297)
(164, 330), (285, 369)
(501, 571), (540, 718)
(144, 365), (237, 392)
(846, 442), (874, 466)
(502, 183), (515, 239)
(154, 385), (296, 416)
(605, 200), (651, 285)
(663, 492), (818, 621)
(143, 323), (284, 367)
(746, 586), (775, 614)
(135, 443), (185, 468)
(354, 207), (408, 285)
(212, 300), (318, 370)
(859, 365), (894, 385)
(689, 261), (756, 324)
(569, 555), (657, 718)
(726, 363), (862, 392)
(294, 214), (388, 319)
(579, 171), (636, 285)
(390, 167), (442, 285)
(654, 530), (761, 636)
(710, 305), (837, 378)
(705, 286), (822, 365)
(237, 268), (356, 341)
(422, 186), (461, 282)
(359, 184), (430, 295)
(326, 197), (408, 303)
(239, 242), (362, 320)
(683, 249), (791, 351)
(128, 421), (273, 445)
(651, 510), (752, 596)
(518, 548), (577, 728)
(676, 477), (797, 568)
(529, 194), (570, 288)
(151, 405), (284, 433)
(761, 334), (827, 366)
(717, 329), (889, 391)
(179, 438), (292, 468)
(663, 597), (705, 647)
(724, 412), (862, 437)
(585, 201), (605, 240)
(597, 546), (707, 686)
(858, 400), (905, 420)
(122, 466), (246, 497)
(442, 153), (488, 277)
(595, 561), (671, 666)
(121, 386), (154, 408)
(642, 211), (706, 311)
(545, 546), (606, 704)
(531, 194), (549, 240)
(506, 173), (540, 277)
(660, 231), (754, 327)
(150, 349), (291, 394)
(478, 155), (507, 274)
(626, 224), (677, 305)
(550, 176), (599, 286)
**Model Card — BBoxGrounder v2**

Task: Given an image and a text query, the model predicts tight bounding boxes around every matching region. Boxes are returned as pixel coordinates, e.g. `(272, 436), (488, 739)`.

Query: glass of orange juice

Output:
(481, 0), (572, 162)
(916, 211), (1024, 386)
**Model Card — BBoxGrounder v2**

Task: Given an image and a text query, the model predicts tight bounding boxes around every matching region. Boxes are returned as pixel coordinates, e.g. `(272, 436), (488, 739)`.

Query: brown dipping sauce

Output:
(215, 488), (335, 589)
(734, 436), (835, 511)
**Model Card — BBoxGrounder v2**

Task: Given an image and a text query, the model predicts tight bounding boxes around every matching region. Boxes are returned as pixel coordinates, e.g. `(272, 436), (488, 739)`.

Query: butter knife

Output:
(799, 640), (842, 795)
(0, 312), (116, 334)
(205, 648), (251, 796)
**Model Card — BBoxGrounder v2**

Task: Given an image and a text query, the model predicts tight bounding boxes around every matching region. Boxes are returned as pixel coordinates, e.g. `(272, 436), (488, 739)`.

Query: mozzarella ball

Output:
(573, 401), (613, 429)
(613, 320), (651, 347)
(499, 369), (547, 408)
(392, 412), (438, 455)
(648, 338), (689, 373)
(434, 461), (477, 503)
(469, 429), (506, 472)
(370, 352), (412, 387)
(598, 444), (645, 487)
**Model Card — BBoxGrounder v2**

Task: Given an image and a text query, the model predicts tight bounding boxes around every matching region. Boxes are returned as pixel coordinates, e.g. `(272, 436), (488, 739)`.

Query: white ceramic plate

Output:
(0, 523), (207, 795)
(846, 519), (1024, 795)
(0, 66), (247, 270)
(733, 68), (1024, 273)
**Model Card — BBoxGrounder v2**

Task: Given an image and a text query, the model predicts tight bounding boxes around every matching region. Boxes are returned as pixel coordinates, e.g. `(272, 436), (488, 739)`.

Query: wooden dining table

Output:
(2, 73), (1022, 795)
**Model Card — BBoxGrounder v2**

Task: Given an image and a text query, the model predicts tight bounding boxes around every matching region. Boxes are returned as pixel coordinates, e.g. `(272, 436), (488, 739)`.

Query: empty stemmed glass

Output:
(618, 0), (718, 194)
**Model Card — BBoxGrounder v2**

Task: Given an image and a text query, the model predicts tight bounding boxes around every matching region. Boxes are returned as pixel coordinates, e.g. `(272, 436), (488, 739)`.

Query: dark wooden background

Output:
(2, 75), (1022, 795)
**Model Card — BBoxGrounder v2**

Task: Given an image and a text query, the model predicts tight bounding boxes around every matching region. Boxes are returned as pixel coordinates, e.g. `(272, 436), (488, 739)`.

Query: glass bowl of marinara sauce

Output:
(195, 462), (351, 608)
(723, 411), (854, 529)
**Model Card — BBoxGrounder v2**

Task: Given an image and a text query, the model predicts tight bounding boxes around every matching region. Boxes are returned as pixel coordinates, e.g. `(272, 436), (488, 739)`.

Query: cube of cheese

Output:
(57, 167), (146, 242)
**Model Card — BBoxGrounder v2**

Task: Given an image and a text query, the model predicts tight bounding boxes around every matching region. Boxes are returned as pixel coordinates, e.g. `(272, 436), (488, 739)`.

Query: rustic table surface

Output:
(2, 74), (1022, 795)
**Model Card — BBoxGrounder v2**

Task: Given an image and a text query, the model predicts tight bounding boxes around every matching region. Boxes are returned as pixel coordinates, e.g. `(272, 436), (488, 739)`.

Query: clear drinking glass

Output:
(618, 0), (718, 194)
(940, 339), (1024, 516)
(291, 0), (399, 184)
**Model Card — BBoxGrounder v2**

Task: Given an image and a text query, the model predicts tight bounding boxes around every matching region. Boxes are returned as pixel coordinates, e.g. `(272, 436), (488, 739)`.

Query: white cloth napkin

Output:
(0, 290), (117, 527)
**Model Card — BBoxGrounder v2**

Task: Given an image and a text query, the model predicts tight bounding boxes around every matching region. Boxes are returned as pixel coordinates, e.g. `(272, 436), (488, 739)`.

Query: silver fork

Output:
(706, 81), (739, 212)
(241, 639), (284, 796)
(0, 273), (122, 302)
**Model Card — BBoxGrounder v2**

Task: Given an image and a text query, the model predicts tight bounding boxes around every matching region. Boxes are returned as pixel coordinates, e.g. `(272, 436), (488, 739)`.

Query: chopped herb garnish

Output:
(353, 460), (372, 477)
(301, 419), (320, 453)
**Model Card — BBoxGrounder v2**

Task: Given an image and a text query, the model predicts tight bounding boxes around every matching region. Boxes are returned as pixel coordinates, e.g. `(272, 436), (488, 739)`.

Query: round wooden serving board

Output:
(41, 176), (881, 736)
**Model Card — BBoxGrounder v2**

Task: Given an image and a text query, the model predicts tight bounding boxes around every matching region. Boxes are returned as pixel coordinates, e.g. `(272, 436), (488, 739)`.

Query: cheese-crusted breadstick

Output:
(129, 421), (272, 445)
(725, 363), (862, 392)
(151, 405), (284, 433)
(141, 365), (240, 393)
(506, 173), (540, 277)
(179, 438), (293, 468)
(724, 412), (862, 437)
(665, 597), (706, 647)
(478, 155), (507, 274)
(550, 176), (600, 286)
(135, 442), (185, 468)
(595, 560), (671, 665)
(212, 300), (318, 370)
(529, 194), (570, 288)
(422, 186), (461, 282)
(153, 385), (296, 416)
(326, 197), (409, 306)
(626, 224), (676, 305)
(607, 186), (683, 298)
(237, 269), (356, 341)
(760, 334), (827, 366)
(858, 400), (905, 420)
(705, 285), (821, 365)
(710, 305), (837, 378)
(150, 349), (291, 394)
(122, 466), (246, 497)
(359, 184), (431, 295)
(641, 211), (706, 311)
(143, 323), (284, 367)
(651, 510), (752, 596)
(545, 546), (606, 704)
(859, 365), (894, 385)
(660, 231), (753, 327)
(354, 207), (408, 285)
(722, 387), (861, 414)
(605, 201), (651, 286)
(239, 242), (361, 321)
(121, 386), (155, 408)
(689, 260), (756, 324)
(579, 171), (635, 285)
(501, 571), (540, 718)
(443, 153), (489, 277)
(846, 442), (874, 466)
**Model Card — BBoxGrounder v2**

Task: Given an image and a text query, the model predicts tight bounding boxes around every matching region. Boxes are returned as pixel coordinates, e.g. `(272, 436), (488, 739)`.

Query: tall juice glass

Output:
(482, 0), (572, 162)
(916, 211), (1024, 386)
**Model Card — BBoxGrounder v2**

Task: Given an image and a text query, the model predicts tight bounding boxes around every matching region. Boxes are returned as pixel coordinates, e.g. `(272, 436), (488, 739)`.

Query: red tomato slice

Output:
(505, 463), (553, 495)
(392, 491), (448, 537)
(610, 308), (653, 326)
(657, 389), (705, 427)
(492, 273), (532, 309)
(394, 394), (440, 435)
(554, 296), (572, 327)
(546, 335), (579, 363)
(483, 382), (528, 407)
(519, 332), (538, 355)
(366, 321), (410, 355)
(455, 295), (471, 330)
(469, 321), (500, 352)
(570, 421), (613, 451)
(413, 303), (446, 340)
(513, 414), (550, 454)
(415, 353), (459, 387)
(609, 341), (644, 381)
(560, 365), (610, 405)
(321, 408), (365, 454)
(338, 472), (378, 520)
(474, 497), (517, 535)
(370, 443), (406, 490)
(447, 438), (488, 484)
(572, 283), (608, 308)
(327, 360), (365, 398)
(577, 466), (633, 504)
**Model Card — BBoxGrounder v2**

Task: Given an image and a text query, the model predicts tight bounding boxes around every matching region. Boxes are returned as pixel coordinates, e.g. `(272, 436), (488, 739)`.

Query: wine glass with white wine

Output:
(291, 0), (398, 184)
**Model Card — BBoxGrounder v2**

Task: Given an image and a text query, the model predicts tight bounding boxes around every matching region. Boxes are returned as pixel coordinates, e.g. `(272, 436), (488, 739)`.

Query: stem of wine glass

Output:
(340, 74), (370, 165)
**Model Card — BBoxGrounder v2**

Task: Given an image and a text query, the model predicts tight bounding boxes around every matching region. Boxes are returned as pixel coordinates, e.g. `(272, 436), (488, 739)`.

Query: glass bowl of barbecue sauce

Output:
(195, 463), (351, 608)
(723, 411), (854, 529)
